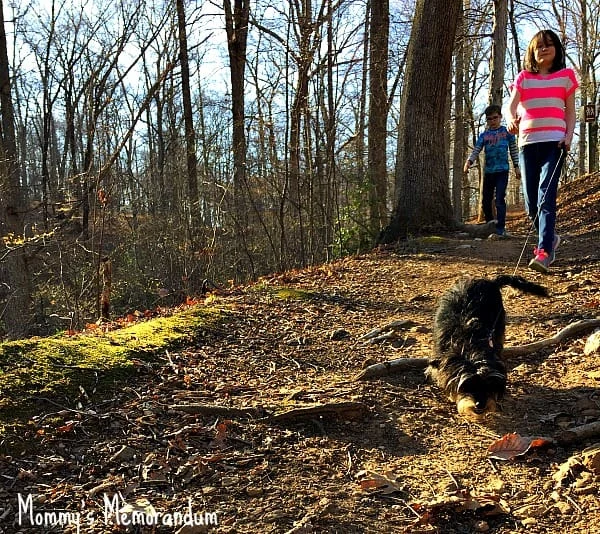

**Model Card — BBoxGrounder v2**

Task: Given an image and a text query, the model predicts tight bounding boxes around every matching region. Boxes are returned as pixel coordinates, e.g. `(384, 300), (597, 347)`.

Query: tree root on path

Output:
(355, 318), (600, 380)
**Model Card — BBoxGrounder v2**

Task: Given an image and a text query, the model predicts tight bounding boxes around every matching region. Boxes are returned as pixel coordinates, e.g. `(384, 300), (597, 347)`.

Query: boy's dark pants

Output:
(482, 170), (509, 231)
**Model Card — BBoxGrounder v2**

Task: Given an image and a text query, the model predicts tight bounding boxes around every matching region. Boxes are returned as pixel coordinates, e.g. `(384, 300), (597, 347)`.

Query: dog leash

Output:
(512, 145), (566, 276)
(484, 146), (567, 341)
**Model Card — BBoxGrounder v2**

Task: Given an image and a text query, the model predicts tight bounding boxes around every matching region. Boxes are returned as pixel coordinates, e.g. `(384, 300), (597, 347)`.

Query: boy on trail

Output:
(464, 104), (520, 237)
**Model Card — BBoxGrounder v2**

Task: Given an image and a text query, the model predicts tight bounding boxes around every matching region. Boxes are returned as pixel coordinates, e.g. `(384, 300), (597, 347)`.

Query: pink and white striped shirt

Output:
(511, 68), (579, 146)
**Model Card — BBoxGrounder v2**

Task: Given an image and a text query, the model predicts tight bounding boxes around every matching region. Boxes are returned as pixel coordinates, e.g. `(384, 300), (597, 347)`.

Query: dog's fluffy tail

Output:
(493, 275), (548, 297)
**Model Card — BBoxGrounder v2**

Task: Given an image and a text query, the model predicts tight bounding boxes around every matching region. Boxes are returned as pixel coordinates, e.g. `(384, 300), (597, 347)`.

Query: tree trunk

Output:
(380, 0), (460, 242)
(489, 0), (508, 106)
(288, 2), (314, 265)
(452, 4), (465, 221)
(367, 0), (389, 238)
(508, 0), (521, 72)
(224, 0), (249, 217)
(0, 0), (33, 338)
(176, 0), (198, 211)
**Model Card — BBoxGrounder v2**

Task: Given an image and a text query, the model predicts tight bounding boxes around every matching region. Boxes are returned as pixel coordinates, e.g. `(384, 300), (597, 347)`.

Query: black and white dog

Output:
(426, 275), (548, 418)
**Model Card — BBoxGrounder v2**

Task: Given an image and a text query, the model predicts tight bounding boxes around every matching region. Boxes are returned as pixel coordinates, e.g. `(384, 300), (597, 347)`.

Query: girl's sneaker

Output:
(529, 248), (550, 274)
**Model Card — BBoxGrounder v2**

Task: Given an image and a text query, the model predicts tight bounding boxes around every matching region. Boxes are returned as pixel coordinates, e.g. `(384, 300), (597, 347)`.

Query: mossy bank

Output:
(0, 304), (224, 445)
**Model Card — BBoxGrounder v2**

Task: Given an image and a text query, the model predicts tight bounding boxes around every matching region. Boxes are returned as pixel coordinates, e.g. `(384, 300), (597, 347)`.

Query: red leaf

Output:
(488, 433), (553, 461)
(57, 421), (77, 433)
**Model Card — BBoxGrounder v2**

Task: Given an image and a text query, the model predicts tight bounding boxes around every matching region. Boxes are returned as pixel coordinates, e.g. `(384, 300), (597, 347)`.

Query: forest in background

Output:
(0, 0), (599, 339)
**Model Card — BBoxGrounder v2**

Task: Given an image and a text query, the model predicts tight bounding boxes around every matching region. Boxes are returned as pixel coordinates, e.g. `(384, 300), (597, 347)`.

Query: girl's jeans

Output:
(519, 142), (564, 254)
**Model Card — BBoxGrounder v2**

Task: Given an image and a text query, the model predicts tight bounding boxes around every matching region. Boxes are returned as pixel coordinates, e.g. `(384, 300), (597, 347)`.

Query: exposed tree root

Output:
(355, 318), (600, 380)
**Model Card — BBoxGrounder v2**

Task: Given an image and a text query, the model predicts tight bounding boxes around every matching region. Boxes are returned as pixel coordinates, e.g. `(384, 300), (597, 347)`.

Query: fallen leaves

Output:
(410, 491), (509, 519)
(488, 433), (554, 461)
(357, 470), (405, 495)
(553, 444), (600, 487)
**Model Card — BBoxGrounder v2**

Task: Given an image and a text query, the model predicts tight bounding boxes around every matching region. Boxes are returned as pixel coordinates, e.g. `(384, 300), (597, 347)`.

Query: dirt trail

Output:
(1, 174), (599, 533)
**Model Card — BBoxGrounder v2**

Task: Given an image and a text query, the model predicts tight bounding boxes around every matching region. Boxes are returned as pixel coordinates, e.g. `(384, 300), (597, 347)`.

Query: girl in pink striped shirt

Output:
(507, 29), (578, 273)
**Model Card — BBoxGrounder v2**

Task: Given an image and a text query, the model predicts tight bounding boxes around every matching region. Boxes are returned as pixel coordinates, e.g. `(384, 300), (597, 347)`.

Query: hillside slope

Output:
(1, 173), (599, 533)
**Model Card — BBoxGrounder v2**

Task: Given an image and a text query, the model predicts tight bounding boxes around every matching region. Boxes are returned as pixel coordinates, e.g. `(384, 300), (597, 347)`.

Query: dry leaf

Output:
(488, 433), (553, 461)
(581, 444), (600, 474)
(410, 491), (509, 520)
(357, 471), (403, 494)
(209, 420), (231, 449)
(56, 421), (77, 433)
(584, 330), (600, 355)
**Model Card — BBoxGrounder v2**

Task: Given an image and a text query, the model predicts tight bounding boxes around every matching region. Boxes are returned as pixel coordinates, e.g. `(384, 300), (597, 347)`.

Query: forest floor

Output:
(1, 173), (600, 534)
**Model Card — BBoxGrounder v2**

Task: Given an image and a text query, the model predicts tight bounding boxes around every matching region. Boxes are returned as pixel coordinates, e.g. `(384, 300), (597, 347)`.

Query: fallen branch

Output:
(556, 421), (600, 444)
(355, 318), (600, 380)
(360, 320), (414, 342)
(503, 318), (600, 357)
(170, 401), (369, 423)
(170, 404), (266, 418)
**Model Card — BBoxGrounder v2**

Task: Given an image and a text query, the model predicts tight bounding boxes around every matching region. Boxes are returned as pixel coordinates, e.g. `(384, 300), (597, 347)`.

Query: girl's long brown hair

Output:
(524, 30), (566, 73)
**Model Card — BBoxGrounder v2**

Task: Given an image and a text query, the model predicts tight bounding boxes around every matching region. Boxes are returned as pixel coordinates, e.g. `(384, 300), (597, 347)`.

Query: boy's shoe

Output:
(529, 248), (550, 274)
(549, 234), (561, 265)
(496, 229), (512, 238)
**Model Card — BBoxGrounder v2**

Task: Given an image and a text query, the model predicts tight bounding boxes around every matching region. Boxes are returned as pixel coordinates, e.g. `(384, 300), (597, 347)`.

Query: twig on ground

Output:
(354, 358), (428, 380)
(169, 401), (369, 423)
(556, 421), (600, 444)
(360, 319), (414, 342)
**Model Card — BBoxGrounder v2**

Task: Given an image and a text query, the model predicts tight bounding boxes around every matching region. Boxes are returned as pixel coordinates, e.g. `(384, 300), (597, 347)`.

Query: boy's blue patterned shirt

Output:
(468, 126), (519, 174)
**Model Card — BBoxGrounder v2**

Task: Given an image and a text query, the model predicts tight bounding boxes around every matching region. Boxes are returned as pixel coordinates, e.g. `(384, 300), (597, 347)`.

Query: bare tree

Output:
(176, 0), (198, 210)
(489, 0), (508, 106)
(367, 0), (389, 237)
(0, 0), (32, 338)
(224, 0), (250, 216)
(380, 0), (460, 242)
(550, 0), (600, 174)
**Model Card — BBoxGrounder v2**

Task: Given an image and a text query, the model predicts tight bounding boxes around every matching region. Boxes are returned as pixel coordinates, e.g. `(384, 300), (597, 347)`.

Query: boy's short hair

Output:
(484, 104), (502, 117)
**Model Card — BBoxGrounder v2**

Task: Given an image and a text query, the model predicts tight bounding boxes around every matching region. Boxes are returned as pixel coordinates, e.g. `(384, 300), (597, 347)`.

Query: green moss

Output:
(0, 305), (224, 437)
(272, 288), (314, 300)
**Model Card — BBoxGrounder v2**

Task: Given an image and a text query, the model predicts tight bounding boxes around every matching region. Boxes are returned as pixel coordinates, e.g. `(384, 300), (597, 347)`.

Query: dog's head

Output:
(453, 371), (506, 418)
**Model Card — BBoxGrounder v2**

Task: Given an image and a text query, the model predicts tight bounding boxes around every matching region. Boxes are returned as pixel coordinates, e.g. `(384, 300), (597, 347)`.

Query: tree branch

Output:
(355, 318), (600, 380)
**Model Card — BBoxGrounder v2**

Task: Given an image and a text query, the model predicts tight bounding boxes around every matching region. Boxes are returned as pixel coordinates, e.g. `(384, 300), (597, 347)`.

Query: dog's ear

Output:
(486, 371), (507, 395)
(486, 371), (506, 381)
(457, 373), (478, 393)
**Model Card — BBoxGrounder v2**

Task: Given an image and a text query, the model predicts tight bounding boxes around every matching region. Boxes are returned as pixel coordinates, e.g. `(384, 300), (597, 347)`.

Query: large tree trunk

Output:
(380, 0), (460, 243)
(452, 3), (465, 221)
